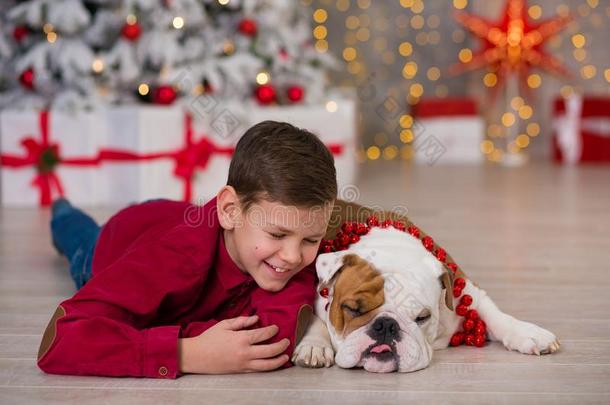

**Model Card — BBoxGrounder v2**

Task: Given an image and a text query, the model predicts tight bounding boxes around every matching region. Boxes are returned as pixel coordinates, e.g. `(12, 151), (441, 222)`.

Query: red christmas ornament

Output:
(13, 26), (29, 42)
(286, 85), (304, 103)
(255, 84), (276, 105)
(153, 85), (177, 105)
(238, 19), (257, 36)
(19, 68), (35, 90)
(121, 22), (141, 41)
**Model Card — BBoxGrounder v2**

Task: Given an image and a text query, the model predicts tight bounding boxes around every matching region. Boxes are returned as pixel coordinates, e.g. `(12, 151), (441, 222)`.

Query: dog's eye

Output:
(415, 312), (431, 324)
(341, 303), (362, 317)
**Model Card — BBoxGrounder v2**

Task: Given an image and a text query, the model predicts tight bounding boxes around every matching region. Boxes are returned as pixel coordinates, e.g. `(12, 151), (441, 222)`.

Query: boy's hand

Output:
(178, 315), (290, 374)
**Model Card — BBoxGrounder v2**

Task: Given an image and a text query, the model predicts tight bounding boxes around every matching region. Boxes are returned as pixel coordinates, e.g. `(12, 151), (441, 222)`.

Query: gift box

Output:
(411, 98), (484, 165)
(552, 95), (610, 164)
(0, 110), (107, 207)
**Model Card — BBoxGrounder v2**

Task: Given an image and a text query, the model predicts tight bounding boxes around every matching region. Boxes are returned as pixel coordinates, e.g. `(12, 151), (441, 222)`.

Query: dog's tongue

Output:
(370, 344), (391, 354)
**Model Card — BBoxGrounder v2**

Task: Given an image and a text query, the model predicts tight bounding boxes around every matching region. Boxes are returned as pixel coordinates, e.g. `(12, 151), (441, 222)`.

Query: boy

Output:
(37, 121), (337, 378)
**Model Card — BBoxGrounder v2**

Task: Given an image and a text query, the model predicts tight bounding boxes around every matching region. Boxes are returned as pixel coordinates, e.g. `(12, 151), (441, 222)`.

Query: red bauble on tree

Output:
(286, 85), (304, 103)
(238, 19), (257, 36)
(153, 85), (177, 105)
(19, 68), (35, 90)
(121, 22), (142, 41)
(13, 26), (29, 42)
(255, 84), (276, 105)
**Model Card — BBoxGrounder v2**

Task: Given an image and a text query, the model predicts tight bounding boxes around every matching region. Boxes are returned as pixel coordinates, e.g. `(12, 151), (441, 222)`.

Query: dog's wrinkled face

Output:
(324, 253), (444, 373)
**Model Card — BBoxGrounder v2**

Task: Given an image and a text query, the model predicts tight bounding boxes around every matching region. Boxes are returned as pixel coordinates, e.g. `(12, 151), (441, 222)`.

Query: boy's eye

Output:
(269, 233), (319, 244)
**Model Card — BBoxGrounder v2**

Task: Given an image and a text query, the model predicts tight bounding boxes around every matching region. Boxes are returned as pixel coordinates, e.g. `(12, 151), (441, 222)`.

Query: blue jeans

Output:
(50, 199), (101, 289)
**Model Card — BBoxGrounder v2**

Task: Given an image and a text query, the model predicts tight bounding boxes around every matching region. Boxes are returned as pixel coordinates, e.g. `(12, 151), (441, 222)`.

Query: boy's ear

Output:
(216, 186), (241, 230)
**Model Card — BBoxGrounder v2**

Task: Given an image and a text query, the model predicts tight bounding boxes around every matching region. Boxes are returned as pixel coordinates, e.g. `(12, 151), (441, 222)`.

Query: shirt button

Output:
(158, 366), (168, 376)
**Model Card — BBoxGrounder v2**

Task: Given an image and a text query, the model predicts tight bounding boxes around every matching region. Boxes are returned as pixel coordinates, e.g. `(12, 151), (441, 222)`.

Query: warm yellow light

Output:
(43, 23), (54, 34)
(256, 71), (270, 85)
(415, 32), (428, 46)
(326, 100), (338, 112)
(343, 47), (357, 61)
(411, 0), (424, 13)
(427, 67), (441, 81)
(527, 122), (540, 137)
(490, 149), (503, 162)
(516, 134), (530, 148)
(357, 0), (371, 10)
(336, 0), (349, 11)
(91, 58), (104, 73)
(172, 16), (184, 29)
(400, 129), (414, 143)
(501, 112), (516, 127)
(487, 124), (503, 137)
(587, 0), (599, 8)
(46, 32), (57, 43)
(483, 72), (497, 87)
(480, 140), (494, 154)
(315, 40), (328, 52)
(218, 0), (230, 5)
(453, 0), (468, 10)
(573, 48), (587, 61)
(138, 83), (149, 95)
(571, 34), (586, 48)
(458, 48), (473, 63)
(367, 146), (381, 160)
(410, 83), (424, 98)
(581, 64), (597, 79)
(400, 0), (414, 8)
(223, 40), (235, 55)
(528, 5), (542, 19)
(347, 61), (362, 74)
(401, 145), (414, 160)
(356, 27), (370, 41)
(399, 41), (413, 56)
(527, 74), (541, 88)
(400, 114), (413, 128)
(402, 61), (418, 79)
(510, 97), (524, 110)
(519, 105), (533, 119)
(126, 14), (137, 24)
(346, 16), (360, 29)
(383, 145), (399, 160)
(411, 15), (424, 29)
(313, 25), (327, 39)
(605, 68), (610, 83)
(313, 9), (328, 23)
(427, 15), (440, 29)
(560, 85), (574, 98)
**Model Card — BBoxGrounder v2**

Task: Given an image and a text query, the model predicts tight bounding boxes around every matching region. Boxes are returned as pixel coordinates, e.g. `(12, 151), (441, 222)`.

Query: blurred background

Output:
(0, 0), (609, 207)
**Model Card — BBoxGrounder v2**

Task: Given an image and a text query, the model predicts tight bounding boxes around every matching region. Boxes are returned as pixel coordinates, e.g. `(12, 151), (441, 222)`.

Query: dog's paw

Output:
(502, 319), (560, 355)
(291, 341), (334, 368)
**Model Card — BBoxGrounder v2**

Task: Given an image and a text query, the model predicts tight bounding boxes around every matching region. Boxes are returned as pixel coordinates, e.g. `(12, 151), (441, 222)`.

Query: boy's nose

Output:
(279, 243), (301, 268)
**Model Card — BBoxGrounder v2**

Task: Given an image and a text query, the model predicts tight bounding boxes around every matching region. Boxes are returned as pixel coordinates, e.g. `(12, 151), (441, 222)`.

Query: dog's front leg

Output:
(465, 282), (561, 355)
(292, 314), (334, 368)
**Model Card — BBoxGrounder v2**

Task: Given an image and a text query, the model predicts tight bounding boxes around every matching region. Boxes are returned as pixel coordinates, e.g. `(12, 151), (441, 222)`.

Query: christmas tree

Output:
(0, 0), (337, 110)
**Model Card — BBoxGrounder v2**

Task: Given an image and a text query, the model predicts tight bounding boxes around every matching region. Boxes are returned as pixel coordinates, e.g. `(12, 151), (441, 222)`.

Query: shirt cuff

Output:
(143, 325), (181, 379)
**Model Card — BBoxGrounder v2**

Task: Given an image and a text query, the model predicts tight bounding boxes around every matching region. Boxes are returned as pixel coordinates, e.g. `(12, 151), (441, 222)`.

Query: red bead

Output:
(121, 22), (141, 41)
(381, 219), (393, 228)
(366, 216), (379, 227)
(466, 309), (479, 320)
(452, 286), (463, 298)
(350, 234), (360, 244)
(336, 231), (344, 239)
(447, 262), (459, 274)
(238, 18), (257, 36)
(474, 334), (486, 347)
(19, 68), (35, 90)
(319, 287), (329, 298)
(153, 85), (177, 105)
(341, 222), (354, 234)
(449, 332), (464, 346)
(422, 236), (434, 251)
(254, 84), (276, 104)
(454, 278), (466, 289)
(286, 85), (304, 103)
(407, 226), (420, 238)
(474, 324), (486, 335)
(465, 334), (475, 346)
(476, 319), (486, 329)
(435, 248), (447, 262)
(322, 245), (333, 253)
(460, 294), (473, 306)
(455, 304), (468, 316)
(340, 234), (350, 247)
(462, 318), (475, 332)
(393, 220), (406, 231)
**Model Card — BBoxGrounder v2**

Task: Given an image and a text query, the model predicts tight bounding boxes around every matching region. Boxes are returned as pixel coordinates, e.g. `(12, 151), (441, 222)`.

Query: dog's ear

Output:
(439, 269), (455, 311)
(316, 252), (359, 286)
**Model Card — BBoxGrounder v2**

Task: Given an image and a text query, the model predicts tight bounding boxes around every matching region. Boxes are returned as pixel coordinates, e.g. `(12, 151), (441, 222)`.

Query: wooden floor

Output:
(1, 161), (609, 404)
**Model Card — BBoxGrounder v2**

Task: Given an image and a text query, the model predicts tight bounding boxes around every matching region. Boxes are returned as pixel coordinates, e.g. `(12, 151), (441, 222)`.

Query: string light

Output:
(383, 145), (399, 160)
(571, 34), (586, 48)
(172, 16), (184, 29)
(453, 0), (468, 10)
(46, 31), (57, 43)
(400, 129), (414, 143)
(138, 83), (149, 96)
(501, 112), (516, 127)
(326, 100), (338, 112)
(91, 58), (104, 73)
(527, 74), (541, 88)
(458, 48), (472, 63)
(527, 122), (540, 136)
(366, 146), (381, 160)
(400, 114), (413, 128)
(483, 72), (497, 87)
(480, 140), (494, 154)
(581, 64), (597, 79)
(402, 61), (418, 79)
(313, 9), (328, 23)
(126, 14), (137, 24)
(256, 71), (270, 85)
(528, 5), (542, 19)
(343, 47), (357, 61)
(398, 41), (413, 56)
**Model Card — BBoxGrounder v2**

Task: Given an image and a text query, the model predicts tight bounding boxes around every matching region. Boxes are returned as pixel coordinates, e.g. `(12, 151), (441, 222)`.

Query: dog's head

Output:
(316, 227), (453, 373)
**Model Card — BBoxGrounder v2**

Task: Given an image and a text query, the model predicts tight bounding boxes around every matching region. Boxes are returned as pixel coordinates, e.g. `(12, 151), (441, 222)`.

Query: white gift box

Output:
(0, 109), (107, 207)
(412, 98), (484, 165)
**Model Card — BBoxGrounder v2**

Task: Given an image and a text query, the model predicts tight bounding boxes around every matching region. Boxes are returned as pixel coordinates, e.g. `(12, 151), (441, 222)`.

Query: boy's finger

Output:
(247, 354), (289, 372)
(249, 338), (290, 359)
(245, 324), (279, 344)
(222, 315), (259, 331)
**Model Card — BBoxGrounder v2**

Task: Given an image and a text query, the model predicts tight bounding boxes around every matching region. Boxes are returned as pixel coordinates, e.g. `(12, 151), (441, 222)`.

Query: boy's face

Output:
(218, 186), (332, 292)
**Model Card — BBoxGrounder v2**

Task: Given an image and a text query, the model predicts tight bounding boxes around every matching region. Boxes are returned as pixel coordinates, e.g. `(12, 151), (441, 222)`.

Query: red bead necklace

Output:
(318, 216), (487, 348)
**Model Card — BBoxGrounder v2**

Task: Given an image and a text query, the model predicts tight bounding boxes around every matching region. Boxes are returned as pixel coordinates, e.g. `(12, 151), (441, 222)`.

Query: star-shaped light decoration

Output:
(450, 0), (572, 98)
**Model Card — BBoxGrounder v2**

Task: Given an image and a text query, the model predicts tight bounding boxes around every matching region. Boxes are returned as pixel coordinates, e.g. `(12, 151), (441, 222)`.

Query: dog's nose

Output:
(370, 317), (400, 340)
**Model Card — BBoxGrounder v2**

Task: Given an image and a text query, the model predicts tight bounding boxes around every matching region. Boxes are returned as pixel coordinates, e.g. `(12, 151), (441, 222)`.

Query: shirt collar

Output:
(214, 205), (253, 291)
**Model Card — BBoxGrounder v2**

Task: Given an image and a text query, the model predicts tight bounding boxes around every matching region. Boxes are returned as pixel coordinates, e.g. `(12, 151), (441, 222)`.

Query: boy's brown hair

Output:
(227, 121), (337, 211)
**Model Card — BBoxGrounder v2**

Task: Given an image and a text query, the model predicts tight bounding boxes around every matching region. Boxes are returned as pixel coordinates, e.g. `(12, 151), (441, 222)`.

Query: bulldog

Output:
(292, 200), (560, 373)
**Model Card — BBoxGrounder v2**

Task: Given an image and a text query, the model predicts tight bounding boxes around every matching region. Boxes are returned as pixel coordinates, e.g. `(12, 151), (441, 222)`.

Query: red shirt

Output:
(37, 197), (316, 379)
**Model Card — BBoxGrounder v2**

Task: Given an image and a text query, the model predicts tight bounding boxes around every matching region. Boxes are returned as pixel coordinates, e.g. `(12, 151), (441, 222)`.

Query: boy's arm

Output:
(249, 262), (317, 368)
(37, 226), (209, 379)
